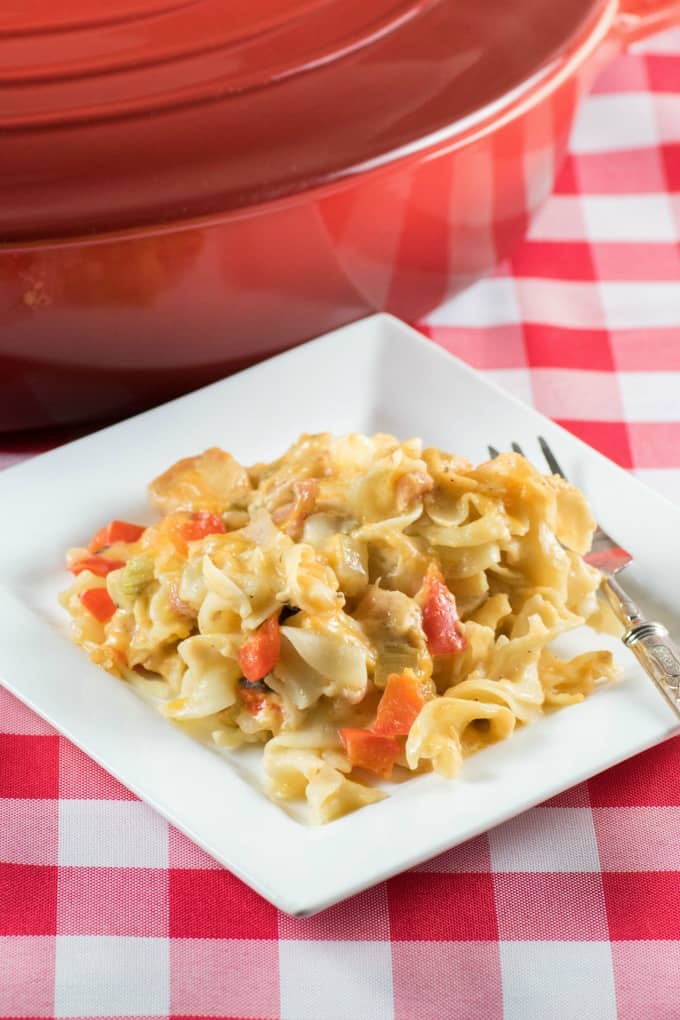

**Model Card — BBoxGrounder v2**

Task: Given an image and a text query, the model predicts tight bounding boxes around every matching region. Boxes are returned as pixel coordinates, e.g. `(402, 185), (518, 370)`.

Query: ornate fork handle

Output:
(603, 574), (680, 716)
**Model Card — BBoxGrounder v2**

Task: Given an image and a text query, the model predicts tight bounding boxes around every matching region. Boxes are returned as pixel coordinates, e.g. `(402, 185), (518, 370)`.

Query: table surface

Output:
(1, 27), (680, 1020)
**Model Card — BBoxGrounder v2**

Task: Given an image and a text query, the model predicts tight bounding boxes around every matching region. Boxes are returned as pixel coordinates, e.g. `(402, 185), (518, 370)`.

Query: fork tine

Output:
(538, 435), (567, 479)
(510, 442), (525, 456)
(488, 445), (500, 459)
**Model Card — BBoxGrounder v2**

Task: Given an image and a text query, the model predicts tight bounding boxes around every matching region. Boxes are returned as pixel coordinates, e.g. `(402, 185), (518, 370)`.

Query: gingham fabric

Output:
(1, 27), (680, 1020)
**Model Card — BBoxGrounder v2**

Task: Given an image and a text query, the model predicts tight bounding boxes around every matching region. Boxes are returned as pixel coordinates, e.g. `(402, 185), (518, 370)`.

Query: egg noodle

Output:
(60, 434), (619, 823)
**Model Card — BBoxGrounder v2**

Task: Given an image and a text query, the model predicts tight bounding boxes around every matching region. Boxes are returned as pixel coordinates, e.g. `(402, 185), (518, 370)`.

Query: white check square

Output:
(54, 936), (169, 1017)
(634, 469), (680, 506)
(582, 194), (677, 243)
(571, 93), (659, 153)
(620, 372), (680, 423)
(500, 940), (617, 1020)
(279, 939), (394, 1020)
(427, 277), (521, 327)
(58, 800), (168, 868)
(482, 369), (535, 407)
(528, 196), (587, 241)
(489, 807), (600, 873)
(600, 281), (680, 328)
(530, 368), (623, 421)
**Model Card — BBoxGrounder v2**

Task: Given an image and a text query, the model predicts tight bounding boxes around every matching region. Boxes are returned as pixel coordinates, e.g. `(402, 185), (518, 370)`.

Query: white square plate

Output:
(0, 314), (677, 916)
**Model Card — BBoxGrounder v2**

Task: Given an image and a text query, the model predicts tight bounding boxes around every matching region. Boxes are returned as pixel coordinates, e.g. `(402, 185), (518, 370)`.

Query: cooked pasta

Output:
(60, 434), (620, 823)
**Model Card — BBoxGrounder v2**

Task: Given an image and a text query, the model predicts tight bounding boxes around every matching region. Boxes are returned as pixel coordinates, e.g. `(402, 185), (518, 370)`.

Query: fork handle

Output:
(602, 575), (680, 718)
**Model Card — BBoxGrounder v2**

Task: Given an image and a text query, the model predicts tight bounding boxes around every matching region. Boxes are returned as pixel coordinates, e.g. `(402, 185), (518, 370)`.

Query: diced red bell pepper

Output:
(373, 672), (426, 737)
(421, 565), (467, 655)
(239, 688), (268, 715)
(69, 556), (125, 578)
(339, 728), (401, 778)
(89, 520), (146, 552)
(78, 588), (117, 622)
(238, 614), (281, 682)
(178, 510), (226, 543)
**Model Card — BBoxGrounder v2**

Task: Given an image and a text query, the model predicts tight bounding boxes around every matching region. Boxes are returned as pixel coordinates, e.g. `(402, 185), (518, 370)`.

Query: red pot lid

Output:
(2, 0), (603, 241)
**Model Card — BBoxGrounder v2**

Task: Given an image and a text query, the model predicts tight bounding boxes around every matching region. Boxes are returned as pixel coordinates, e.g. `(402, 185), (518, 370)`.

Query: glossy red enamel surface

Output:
(1, 0), (679, 430)
(2, 0), (603, 239)
(0, 68), (585, 429)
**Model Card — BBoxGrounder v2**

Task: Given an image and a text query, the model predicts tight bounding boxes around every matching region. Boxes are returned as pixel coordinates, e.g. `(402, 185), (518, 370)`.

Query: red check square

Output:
(0, 864), (57, 936)
(0, 734), (59, 799)
(661, 144), (680, 192)
(387, 872), (498, 941)
(169, 868), (278, 939)
(554, 420), (633, 469)
(604, 872), (680, 940)
(524, 325), (615, 371)
(646, 55), (680, 92)
(589, 737), (680, 806)
(554, 155), (580, 195)
(510, 242), (597, 282)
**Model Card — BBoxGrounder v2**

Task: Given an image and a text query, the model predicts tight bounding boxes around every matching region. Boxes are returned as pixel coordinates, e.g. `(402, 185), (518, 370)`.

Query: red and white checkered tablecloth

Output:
(2, 28), (680, 1020)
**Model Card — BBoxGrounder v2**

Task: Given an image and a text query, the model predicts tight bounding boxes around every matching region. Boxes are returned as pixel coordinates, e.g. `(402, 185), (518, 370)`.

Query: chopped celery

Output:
(374, 641), (419, 688)
(118, 555), (154, 598)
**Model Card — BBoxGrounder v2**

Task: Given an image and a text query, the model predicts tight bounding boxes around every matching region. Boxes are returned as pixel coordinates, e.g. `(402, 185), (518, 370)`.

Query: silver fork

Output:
(488, 436), (680, 719)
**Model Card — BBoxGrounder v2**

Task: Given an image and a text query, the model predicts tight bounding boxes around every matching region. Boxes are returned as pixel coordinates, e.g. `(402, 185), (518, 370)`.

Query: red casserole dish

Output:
(1, 0), (679, 430)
